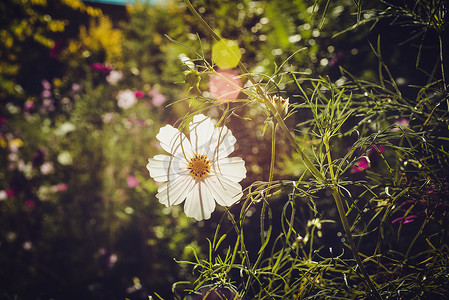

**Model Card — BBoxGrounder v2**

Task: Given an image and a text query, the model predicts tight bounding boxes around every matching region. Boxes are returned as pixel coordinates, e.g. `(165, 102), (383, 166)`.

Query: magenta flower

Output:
(134, 91), (145, 98)
(6, 189), (15, 198)
(352, 156), (370, 173)
(351, 143), (385, 173)
(90, 63), (113, 73)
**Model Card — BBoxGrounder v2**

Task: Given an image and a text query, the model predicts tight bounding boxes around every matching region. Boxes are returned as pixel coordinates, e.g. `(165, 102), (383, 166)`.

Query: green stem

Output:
(324, 134), (381, 299)
(439, 32), (447, 92)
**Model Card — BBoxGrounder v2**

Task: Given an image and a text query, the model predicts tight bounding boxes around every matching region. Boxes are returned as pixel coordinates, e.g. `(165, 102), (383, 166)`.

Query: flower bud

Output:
(270, 95), (289, 118)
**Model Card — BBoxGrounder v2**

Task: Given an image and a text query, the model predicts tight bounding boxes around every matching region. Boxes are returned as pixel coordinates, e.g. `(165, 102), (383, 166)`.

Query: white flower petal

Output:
(184, 182), (216, 221)
(212, 157), (246, 182)
(211, 125), (236, 160)
(156, 175), (195, 207)
(146, 154), (188, 182)
(189, 114), (215, 154)
(157, 125), (194, 158)
(205, 175), (243, 207)
(147, 114), (247, 221)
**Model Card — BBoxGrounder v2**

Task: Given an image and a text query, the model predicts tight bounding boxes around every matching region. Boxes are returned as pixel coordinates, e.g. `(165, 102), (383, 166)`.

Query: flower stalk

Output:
(324, 132), (381, 299)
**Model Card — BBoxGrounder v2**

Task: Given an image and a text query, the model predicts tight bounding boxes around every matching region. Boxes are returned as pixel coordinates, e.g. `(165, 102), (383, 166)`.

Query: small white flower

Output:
(116, 90), (137, 110)
(40, 162), (54, 175)
(146, 114), (246, 221)
(0, 190), (7, 201)
(106, 70), (123, 85)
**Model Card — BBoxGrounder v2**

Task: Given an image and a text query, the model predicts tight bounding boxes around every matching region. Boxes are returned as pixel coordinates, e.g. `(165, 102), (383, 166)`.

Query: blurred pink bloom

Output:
(42, 80), (51, 90)
(71, 83), (82, 94)
(148, 89), (166, 107)
(51, 183), (68, 192)
(352, 156), (370, 173)
(0, 117), (5, 124)
(25, 199), (36, 207)
(90, 63), (113, 73)
(392, 214), (419, 224)
(351, 143), (384, 173)
(117, 90), (137, 109)
(209, 69), (242, 101)
(392, 118), (409, 132)
(24, 100), (35, 112)
(134, 91), (145, 98)
(127, 175), (140, 188)
(41, 90), (52, 98)
(41, 98), (55, 113)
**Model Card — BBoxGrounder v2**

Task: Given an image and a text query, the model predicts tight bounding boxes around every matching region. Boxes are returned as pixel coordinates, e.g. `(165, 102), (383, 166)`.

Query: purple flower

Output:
(90, 63), (113, 73)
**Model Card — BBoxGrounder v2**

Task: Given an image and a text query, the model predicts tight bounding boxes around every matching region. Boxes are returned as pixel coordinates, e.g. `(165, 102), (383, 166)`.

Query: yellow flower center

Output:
(187, 154), (211, 179)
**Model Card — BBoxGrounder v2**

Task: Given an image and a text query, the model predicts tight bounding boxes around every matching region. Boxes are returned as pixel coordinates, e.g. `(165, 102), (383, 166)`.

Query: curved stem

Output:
(324, 133), (381, 299)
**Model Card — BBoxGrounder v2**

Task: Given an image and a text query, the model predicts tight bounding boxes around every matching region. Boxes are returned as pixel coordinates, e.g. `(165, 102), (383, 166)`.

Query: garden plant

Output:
(0, 0), (448, 299)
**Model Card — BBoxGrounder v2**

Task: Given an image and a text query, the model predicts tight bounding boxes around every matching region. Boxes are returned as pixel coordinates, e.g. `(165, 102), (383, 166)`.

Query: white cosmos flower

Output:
(146, 114), (246, 221)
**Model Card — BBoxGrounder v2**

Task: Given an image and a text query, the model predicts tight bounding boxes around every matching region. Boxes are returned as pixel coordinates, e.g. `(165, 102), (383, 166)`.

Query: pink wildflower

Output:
(51, 183), (68, 192)
(148, 89), (166, 107)
(127, 175), (140, 188)
(392, 118), (409, 132)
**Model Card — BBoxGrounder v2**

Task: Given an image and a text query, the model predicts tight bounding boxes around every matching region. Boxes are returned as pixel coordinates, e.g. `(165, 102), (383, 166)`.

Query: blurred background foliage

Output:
(0, 0), (448, 299)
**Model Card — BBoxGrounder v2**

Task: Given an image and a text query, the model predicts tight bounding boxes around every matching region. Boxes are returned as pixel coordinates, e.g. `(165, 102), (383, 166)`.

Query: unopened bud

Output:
(271, 95), (289, 118)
